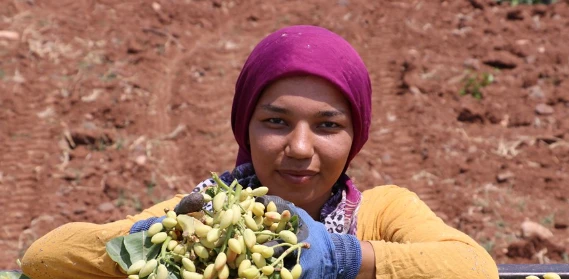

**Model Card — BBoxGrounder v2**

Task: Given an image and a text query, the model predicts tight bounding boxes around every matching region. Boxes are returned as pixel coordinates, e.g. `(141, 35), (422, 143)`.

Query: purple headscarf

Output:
(231, 25), (372, 170)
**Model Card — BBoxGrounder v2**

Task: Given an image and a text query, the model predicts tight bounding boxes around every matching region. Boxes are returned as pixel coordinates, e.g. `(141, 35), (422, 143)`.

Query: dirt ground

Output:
(1, 0), (568, 271)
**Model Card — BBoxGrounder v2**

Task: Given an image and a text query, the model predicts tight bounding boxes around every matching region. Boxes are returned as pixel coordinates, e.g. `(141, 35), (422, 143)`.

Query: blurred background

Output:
(1, 0), (568, 270)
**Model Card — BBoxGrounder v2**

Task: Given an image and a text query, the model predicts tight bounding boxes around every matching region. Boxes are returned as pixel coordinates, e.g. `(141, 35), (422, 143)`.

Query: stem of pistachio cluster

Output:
(237, 220), (247, 232)
(254, 231), (279, 237)
(211, 172), (232, 193)
(163, 258), (181, 271)
(221, 225), (234, 252)
(267, 242), (292, 249)
(228, 180), (238, 195)
(231, 184), (243, 206)
(159, 236), (172, 262)
(203, 209), (213, 218)
(269, 243), (308, 268)
(224, 182), (241, 211)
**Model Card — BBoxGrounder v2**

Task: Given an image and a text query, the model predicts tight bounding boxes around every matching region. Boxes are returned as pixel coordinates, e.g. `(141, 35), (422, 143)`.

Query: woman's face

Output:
(248, 75), (354, 212)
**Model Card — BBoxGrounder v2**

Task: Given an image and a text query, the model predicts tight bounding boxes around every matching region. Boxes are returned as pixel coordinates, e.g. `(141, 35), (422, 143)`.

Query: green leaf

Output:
(290, 215), (299, 234)
(124, 231), (147, 263)
(107, 232), (163, 273)
(206, 187), (216, 198)
(145, 238), (162, 260)
(0, 271), (31, 279)
(105, 235), (131, 272)
(166, 265), (181, 279)
(123, 231), (161, 263)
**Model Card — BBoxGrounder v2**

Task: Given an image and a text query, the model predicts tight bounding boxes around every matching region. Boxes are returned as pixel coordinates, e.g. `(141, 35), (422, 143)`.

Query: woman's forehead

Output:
(264, 75), (341, 93)
(259, 75), (348, 104)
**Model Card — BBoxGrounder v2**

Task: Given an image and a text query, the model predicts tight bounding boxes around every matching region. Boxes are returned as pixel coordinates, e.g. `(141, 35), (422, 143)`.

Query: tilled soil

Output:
(1, 0), (568, 270)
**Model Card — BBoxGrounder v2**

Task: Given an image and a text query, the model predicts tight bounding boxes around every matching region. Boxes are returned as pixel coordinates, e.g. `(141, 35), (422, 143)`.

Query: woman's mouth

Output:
(277, 170), (317, 184)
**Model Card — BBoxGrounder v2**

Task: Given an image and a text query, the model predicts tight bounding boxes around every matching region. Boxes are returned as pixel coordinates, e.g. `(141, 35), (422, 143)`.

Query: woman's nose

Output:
(285, 123), (314, 159)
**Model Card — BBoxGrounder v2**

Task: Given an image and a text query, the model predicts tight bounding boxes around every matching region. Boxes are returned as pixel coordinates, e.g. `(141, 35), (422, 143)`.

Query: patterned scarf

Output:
(193, 163), (362, 235)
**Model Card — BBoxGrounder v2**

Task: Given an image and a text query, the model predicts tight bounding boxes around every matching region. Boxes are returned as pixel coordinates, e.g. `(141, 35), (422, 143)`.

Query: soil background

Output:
(1, 0), (569, 271)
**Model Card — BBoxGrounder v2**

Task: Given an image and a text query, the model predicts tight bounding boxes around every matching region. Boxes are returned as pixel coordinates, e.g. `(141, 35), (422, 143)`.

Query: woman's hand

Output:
(258, 195), (363, 279)
(130, 192), (205, 234)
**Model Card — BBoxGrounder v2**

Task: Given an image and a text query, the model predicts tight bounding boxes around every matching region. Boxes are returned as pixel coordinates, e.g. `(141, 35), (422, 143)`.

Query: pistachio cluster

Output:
(125, 173), (307, 279)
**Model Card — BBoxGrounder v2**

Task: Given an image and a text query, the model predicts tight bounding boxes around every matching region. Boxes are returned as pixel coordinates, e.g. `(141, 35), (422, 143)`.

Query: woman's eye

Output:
(319, 122), (340, 128)
(265, 118), (285, 125)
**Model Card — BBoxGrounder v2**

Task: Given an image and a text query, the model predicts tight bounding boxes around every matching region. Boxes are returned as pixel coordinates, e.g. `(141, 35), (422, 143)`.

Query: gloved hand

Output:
(255, 195), (309, 260)
(130, 192), (205, 234)
(256, 195), (363, 279)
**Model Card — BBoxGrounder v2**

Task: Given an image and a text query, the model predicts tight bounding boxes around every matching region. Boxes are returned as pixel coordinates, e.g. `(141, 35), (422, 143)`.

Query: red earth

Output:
(1, 0), (568, 271)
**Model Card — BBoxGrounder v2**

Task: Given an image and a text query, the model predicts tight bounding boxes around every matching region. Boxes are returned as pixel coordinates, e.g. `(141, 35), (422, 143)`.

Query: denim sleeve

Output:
(331, 234), (362, 279)
(129, 216), (166, 234)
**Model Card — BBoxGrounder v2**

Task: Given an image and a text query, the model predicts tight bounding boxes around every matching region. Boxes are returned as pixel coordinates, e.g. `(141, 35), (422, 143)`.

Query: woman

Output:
(21, 25), (499, 279)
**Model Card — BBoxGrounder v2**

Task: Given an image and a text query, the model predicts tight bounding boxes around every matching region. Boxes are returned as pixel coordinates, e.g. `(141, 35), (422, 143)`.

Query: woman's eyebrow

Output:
(316, 109), (346, 118)
(260, 104), (289, 114)
(260, 104), (346, 117)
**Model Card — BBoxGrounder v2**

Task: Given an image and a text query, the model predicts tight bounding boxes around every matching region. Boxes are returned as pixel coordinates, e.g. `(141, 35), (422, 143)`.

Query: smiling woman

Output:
(20, 25), (500, 279)
(249, 75), (354, 219)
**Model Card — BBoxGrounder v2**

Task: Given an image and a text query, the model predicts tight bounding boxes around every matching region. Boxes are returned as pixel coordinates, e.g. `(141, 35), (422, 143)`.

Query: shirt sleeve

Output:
(356, 185), (499, 279)
(20, 194), (184, 279)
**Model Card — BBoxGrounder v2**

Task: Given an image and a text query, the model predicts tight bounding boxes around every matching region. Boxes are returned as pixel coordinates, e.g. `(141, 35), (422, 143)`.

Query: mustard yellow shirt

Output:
(21, 185), (499, 278)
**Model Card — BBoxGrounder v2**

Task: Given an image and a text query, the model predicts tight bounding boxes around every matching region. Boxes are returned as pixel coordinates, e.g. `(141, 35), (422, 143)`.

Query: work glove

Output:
(130, 192), (204, 234)
(256, 195), (363, 279)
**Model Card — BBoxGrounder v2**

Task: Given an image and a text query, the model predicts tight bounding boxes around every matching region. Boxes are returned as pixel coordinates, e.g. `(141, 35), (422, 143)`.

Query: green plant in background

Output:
(145, 177), (157, 195)
(540, 212), (555, 227)
(496, 0), (555, 5)
(459, 71), (494, 100)
(516, 199), (527, 212)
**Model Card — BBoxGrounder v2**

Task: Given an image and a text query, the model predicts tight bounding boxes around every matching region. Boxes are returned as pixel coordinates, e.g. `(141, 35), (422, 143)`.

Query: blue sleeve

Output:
(129, 216), (166, 234)
(331, 234), (362, 279)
